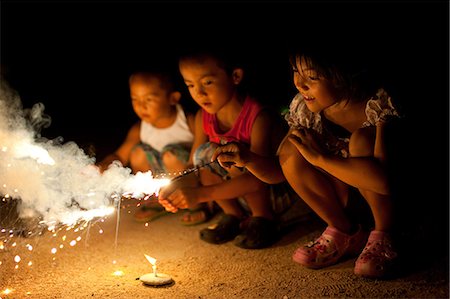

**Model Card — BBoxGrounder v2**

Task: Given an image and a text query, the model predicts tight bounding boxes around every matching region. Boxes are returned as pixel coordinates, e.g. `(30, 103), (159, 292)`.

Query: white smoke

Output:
(0, 80), (167, 227)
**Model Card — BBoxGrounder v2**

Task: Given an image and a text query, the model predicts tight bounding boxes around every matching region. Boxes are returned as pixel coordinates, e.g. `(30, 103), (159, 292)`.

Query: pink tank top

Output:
(202, 96), (263, 145)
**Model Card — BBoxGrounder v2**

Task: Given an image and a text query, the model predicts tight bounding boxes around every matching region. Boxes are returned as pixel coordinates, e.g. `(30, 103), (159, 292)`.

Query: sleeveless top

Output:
(140, 104), (194, 152)
(202, 96), (263, 146)
(284, 88), (401, 158)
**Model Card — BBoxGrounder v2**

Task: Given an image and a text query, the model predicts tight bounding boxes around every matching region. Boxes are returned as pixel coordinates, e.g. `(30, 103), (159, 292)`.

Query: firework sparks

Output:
(0, 79), (174, 288)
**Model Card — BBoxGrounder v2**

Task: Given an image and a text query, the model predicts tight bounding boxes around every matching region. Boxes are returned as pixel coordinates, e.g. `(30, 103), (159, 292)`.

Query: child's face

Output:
(130, 77), (174, 125)
(292, 56), (339, 113)
(179, 56), (238, 114)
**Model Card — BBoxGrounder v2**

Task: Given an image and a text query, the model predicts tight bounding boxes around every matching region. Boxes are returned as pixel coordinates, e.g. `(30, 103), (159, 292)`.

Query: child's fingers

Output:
(217, 153), (237, 168)
(158, 198), (178, 213)
(211, 143), (239, 162)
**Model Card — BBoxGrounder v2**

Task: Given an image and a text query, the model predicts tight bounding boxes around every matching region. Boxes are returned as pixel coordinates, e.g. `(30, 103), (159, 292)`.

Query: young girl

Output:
(158, 46), (284, 249)
(212, 42), (401, 278)
(98, 70), (210, 225)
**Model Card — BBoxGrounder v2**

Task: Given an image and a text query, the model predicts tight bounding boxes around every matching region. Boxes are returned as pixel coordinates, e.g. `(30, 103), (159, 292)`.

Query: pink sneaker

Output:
(293, 225), (368, 269)
(354, 230), (397, 279)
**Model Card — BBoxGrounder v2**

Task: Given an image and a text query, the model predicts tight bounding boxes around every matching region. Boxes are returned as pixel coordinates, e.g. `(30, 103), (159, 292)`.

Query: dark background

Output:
(2, 1), (447, 152)
(1, 1), (449, 256)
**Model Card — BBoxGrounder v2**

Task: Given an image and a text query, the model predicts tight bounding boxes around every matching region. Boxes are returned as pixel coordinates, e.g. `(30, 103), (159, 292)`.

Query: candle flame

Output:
(144, 254), (156, 265)
(113, 270), (124, 276)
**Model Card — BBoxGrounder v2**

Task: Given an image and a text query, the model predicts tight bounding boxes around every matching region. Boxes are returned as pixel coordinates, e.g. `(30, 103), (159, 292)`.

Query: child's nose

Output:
(294, 79), (308, 92)
(193, 85), (206, 97)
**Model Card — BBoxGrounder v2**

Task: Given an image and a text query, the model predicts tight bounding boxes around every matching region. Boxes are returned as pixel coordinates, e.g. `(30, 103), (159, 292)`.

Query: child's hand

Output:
(288, 128), (324, 165)
(159, 186), (198, 210)
(212, 142), (249, 169)
(157, 196), (179, 213)
(158, 184), (179, 213)
(158, 173), (200, 212)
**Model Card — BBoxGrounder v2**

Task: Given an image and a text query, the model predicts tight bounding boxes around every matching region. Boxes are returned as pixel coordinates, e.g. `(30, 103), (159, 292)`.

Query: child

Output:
(98, 70), (210, 225)
(211, 41), (401, 278)
(158, 46), (284, 249)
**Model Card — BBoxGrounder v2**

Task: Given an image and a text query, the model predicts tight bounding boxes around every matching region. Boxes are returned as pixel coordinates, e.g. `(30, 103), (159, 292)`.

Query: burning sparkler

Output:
(0, 79), (175, 285)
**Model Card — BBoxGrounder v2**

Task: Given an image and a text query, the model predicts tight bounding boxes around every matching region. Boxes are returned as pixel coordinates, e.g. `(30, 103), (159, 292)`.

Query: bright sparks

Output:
(59, 206), (115, 227)
(113, 270), (124, 276)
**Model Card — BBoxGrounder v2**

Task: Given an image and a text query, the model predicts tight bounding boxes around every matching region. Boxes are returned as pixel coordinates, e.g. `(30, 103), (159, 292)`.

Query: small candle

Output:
(140, 254), (173, 286)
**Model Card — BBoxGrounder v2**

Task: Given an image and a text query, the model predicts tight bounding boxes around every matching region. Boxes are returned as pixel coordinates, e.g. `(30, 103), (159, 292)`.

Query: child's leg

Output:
(194, 143), (245, 244)
(160, 143), (191, 175)
(130, 144), (167, 222)
(350, 127), (397, 278)
(359, 190), (393, 232)
(280, 141), (368, 267)
(194, 142), (245, 217)
(161, 143), (212, 225)
(130, 143), (164, 175)
(279, 140), (352, 233)
(242, 185), (273, 220)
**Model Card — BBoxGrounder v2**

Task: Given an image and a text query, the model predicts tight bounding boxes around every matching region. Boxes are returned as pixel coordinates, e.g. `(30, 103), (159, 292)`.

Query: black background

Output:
(2, 2), (448, 152)
(2, 1), (449, 249)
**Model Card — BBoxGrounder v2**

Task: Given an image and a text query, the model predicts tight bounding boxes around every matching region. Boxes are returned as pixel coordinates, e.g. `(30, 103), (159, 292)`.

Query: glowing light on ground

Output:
(113, 270), (124, 276)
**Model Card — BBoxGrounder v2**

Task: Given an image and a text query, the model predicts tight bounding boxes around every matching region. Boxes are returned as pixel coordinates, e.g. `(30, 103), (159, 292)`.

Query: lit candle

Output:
(144, 254), (157, 277)
(139, 254), (173, 286)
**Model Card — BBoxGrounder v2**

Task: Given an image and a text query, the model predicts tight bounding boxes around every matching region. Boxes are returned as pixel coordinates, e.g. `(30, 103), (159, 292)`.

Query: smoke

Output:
(0, 80), (167, 227)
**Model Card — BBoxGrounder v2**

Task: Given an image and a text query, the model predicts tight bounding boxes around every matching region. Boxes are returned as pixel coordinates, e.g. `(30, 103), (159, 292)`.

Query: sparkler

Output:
(0, 82), (175, 291)
(170, 160), (215, 181)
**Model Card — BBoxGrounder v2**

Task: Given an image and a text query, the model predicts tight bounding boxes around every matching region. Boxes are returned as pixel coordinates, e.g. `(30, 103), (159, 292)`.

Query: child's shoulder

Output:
(129, 121), (142, 133)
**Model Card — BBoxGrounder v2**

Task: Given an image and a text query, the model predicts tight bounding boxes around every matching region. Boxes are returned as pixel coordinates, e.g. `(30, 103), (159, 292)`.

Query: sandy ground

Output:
(0, 197), (448, 299)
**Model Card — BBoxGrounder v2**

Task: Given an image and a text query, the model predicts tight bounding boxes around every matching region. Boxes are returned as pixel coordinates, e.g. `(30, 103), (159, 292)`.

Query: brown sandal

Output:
(180, 204), (212, 226)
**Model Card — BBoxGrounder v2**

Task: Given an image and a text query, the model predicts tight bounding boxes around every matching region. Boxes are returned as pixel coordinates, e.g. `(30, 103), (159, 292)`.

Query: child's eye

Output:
(308, 76), (319, 81)
(186, 84), (194, 89)
(203, 80), (212, 86)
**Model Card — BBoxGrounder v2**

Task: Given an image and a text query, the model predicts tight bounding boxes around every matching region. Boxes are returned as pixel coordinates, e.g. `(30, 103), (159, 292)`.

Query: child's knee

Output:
(349, 127), (375, 157)
(194, 142), (229, 180)
(193, 142), (218, 166)
(130, 146), (147, 166)
(278, 139), (297, 165)
(130, 144), (161, 173)
(161, 144), (190, 169)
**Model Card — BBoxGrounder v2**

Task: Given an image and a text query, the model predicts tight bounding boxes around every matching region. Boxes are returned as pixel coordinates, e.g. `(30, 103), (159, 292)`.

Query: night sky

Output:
(1, 2), (449, 200)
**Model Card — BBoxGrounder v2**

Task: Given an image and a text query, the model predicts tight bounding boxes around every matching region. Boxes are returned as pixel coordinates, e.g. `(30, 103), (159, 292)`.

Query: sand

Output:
(0, 198), (448, 299)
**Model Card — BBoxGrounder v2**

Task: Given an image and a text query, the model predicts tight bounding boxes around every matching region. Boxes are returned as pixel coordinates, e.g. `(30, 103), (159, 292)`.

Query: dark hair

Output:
(129, 70), (176, 93)
(127, 66), (199, 114)
(287, 37), (381, 103)
(177, 42), (251, 95)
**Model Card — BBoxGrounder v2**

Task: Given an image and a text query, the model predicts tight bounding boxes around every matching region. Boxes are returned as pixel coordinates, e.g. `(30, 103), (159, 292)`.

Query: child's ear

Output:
(232, 68), (244, 85)
(169, 91), (182, 105)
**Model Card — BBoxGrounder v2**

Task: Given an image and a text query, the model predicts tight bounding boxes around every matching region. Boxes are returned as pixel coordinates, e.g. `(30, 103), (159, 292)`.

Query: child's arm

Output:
(97, 122), (141, 172)
(159, 171), (266, 210)
(187, 109), (208, 166)
(288, 125), (390, 195)
(213, 110), (286, 184)
(166, 109), (283, 207)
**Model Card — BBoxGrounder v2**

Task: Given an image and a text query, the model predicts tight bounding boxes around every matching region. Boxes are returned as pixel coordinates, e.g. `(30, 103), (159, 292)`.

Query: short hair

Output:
(177, 42), (246, 76)
(129, 69), (176, 93)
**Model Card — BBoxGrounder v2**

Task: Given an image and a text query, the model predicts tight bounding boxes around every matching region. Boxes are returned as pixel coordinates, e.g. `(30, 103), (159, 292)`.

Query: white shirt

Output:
(140, 104), (194, 152)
